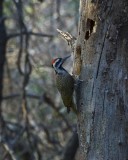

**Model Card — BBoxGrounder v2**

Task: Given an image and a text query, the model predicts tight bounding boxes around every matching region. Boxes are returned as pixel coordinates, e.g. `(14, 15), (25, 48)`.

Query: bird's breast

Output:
(56, 73), (74, 92)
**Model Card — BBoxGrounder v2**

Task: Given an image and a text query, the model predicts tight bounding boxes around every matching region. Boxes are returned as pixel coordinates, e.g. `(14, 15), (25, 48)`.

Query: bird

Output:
(52, 55), (77, 114)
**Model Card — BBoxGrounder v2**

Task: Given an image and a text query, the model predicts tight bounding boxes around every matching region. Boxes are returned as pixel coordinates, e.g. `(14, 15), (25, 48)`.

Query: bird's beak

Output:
(62, 55), (71, 65)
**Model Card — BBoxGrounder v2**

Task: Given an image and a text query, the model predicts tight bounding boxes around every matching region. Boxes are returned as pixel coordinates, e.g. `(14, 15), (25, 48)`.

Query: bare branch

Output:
(2, 142), (18, 160)
(7, 31), (54, 40)
(2, 93), (40, 100)
(57, 29), (76, 47)
(0, 0), (7, 141)
(62, 131), (79, 160)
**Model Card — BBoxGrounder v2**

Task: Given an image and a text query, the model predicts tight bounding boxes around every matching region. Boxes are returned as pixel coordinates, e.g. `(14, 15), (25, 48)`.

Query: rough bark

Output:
(76, 0), (128, 159)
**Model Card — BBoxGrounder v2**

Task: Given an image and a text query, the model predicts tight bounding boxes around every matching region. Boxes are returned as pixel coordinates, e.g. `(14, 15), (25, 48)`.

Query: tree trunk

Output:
(76, 0), (128, 159)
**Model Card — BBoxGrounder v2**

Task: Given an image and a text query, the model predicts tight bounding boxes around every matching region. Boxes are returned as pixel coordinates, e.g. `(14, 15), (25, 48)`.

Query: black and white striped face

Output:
(52, 55), (71, 74)
(52, 58), (62, 70)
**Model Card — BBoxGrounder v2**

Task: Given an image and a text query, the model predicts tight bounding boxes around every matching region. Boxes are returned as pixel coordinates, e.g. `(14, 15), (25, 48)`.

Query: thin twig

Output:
(2, 142), (18, 160)
(7, 31), (54, 40)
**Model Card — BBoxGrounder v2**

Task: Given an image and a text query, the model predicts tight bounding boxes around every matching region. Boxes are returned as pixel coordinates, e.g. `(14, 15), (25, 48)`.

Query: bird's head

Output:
(52, 55), (70, 74)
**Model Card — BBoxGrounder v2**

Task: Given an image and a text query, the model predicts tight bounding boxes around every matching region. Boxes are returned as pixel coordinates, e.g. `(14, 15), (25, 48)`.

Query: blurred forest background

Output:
(0, 0), (79, 160)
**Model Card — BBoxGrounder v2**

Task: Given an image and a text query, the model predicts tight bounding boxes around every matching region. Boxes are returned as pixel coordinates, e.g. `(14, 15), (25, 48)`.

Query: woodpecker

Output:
(52, 55), (77, 114)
